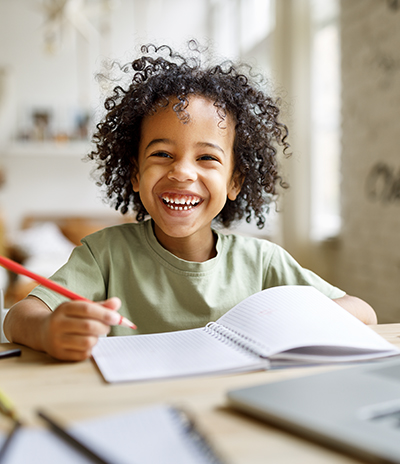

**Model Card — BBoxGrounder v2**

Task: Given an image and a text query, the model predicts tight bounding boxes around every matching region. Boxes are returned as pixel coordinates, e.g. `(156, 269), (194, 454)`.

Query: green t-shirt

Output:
(30, 219), (345, 336)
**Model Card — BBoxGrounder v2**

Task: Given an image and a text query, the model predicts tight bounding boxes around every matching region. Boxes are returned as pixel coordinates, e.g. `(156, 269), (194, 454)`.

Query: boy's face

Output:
(132, 95), (241, 256)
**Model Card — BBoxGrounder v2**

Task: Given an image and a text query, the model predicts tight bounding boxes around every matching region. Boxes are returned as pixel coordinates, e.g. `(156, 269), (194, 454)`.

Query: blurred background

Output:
(0, 0), (399, 322)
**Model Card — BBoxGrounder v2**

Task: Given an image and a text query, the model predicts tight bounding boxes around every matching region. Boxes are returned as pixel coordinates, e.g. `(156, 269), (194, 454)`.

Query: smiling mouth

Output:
(161, 195), (201, 211)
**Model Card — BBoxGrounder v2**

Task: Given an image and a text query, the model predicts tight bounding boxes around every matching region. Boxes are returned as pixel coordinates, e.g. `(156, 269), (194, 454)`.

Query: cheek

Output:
(207, 172), (233, 202)
(133, 168), (159, 202)
(131, 163), (152, 193)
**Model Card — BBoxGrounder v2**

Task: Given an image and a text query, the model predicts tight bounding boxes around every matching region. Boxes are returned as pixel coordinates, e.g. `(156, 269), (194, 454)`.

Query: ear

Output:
(131, 172), (140, 192)
(130, 160), (140, 192)
(227, 171), (244, 201)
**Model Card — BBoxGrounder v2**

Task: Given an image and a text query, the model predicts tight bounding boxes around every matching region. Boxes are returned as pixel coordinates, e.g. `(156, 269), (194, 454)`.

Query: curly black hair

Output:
(88, 42), (290, 229)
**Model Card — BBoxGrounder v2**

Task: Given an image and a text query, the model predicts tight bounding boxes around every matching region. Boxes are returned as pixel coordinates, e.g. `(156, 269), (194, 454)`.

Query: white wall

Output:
(1, 145), (109, 232)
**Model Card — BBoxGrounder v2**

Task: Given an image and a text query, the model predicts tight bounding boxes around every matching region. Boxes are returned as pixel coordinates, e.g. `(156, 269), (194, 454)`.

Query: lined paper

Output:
(92, 327), (268, 383)
(216, 286), (398, 359)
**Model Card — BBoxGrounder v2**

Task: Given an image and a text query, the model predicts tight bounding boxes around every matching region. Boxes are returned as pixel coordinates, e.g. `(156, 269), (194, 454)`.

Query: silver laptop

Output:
(227, 357), (400, 464)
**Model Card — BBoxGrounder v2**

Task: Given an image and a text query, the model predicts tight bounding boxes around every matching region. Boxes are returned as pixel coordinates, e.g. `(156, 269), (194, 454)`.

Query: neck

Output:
(153, 224), (217, 262)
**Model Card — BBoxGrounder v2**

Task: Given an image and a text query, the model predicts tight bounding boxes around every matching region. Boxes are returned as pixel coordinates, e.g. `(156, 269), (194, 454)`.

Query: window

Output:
(310, 0), (341, 240)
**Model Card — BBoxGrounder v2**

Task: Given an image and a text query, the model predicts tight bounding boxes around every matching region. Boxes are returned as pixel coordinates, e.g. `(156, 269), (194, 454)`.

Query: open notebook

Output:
(92, 286), (400, 383)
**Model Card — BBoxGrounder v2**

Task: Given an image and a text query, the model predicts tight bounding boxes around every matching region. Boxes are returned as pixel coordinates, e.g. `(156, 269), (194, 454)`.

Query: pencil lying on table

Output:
(0, 255), (136, 329)
(37, 410), (112, 464)
(0, 388), (22, 463)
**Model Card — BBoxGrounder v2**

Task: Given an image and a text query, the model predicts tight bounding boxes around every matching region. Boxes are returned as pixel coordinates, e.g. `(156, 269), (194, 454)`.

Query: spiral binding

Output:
(170, 406), (227, 464)
(204, 322), (270, 358)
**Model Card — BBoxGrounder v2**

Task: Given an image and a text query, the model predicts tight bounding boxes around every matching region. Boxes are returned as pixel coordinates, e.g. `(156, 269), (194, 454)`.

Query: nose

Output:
(167, 158), (198, 183)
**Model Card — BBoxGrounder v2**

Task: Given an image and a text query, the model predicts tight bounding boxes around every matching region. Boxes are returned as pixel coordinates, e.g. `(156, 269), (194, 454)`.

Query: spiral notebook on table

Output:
(0, 404), (225, 464)
(92, 286), (400, 383)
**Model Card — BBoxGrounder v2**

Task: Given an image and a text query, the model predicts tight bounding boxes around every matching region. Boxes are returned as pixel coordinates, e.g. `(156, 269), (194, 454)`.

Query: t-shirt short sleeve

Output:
(29, 240), (107, 310)
(264, 244), (345, 299)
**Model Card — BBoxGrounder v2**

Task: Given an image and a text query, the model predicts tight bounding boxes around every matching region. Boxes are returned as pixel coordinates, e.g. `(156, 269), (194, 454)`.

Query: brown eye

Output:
(199, 155), (218, 161)
(152, 152), (171, 158)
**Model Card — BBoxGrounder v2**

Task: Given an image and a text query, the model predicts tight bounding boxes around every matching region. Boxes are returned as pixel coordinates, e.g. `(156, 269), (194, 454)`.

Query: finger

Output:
(99, 298), (136, 330)
(57, 317), (111, 337)
(47, 333), (100, 361)
(100, 297), (121, 311)
(60, 301), (122, 326)
(59, 349), (93, 362)
(57, 333), (99, 352)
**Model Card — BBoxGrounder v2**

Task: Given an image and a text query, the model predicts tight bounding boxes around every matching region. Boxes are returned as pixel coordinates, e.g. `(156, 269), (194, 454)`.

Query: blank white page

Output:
(216, 286), (399, 358)
(92, 327), (268, 383)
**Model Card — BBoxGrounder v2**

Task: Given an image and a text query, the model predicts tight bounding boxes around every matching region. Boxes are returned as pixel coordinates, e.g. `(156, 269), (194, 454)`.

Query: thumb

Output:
(100, 297), (121, 311)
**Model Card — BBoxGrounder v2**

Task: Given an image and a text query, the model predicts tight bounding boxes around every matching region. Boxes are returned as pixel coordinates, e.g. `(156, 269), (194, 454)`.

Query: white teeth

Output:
(165, 203), (194, 211)
(162, 195), (200, 210)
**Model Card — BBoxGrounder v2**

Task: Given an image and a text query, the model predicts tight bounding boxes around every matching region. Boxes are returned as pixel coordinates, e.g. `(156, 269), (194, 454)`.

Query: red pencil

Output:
(0, 255), (136, 329)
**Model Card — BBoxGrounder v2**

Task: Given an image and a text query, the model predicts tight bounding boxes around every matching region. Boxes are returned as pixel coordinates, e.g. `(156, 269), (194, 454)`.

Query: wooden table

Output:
(1, 323), (400, 464)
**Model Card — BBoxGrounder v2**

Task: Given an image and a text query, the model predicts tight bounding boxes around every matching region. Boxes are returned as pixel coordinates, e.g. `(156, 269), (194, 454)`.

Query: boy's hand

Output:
(41, 297), (122, 361)
(333, 295), (377, 325)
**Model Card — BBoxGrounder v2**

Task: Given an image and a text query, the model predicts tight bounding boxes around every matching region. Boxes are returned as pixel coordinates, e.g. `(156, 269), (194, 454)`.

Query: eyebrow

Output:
(196, 141), (225, 154)
(145, 139), (225, 154)
(144, 138), (171, 150)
